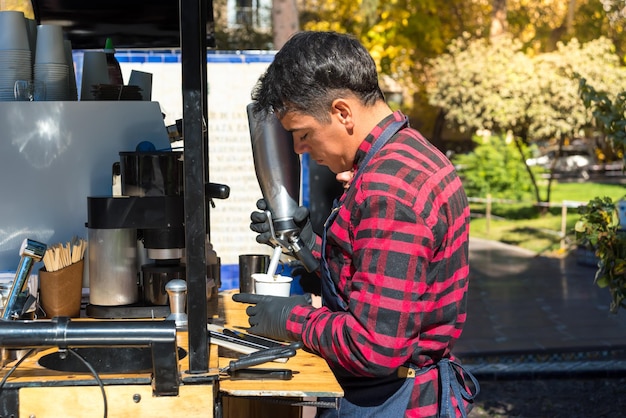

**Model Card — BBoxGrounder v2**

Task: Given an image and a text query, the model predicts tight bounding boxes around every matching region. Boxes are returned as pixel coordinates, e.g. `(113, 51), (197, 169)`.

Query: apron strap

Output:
(320, 115), (408, 311)
(417, 359), (481, 418)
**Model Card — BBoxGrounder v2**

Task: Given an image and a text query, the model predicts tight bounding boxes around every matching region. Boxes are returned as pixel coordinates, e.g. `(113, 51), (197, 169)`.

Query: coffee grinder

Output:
(86, 149), (228, 318)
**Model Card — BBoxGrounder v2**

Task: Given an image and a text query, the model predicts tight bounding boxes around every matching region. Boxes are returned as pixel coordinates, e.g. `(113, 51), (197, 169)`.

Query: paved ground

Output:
(457, 238), (626, 417)
(457, 238), (626, 359)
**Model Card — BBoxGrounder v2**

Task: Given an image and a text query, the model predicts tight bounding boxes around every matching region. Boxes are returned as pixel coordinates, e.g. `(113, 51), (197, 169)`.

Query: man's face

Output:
(279, 111), (352, 174)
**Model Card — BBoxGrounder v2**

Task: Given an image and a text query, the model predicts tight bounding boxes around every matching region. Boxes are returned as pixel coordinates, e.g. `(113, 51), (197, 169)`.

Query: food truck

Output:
(0, 1), (342, 416)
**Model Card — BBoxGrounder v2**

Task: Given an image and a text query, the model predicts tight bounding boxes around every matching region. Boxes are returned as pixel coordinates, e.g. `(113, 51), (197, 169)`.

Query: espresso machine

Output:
(86, 149), (228, 318)
(247, 104), (318, 272)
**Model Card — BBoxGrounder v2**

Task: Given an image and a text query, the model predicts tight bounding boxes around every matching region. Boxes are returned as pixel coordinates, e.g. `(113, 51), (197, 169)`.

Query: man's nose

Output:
(293, 140), (306, 155)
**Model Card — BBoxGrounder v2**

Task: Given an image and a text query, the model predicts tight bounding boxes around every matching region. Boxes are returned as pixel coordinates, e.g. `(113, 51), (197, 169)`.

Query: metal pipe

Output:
(0, 317), (176, 347)
(0, 317), (180, 396)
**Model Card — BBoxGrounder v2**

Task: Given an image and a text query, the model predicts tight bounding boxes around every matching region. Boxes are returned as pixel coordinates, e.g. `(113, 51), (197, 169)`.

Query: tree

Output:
(599, 0), (626, 23)
(297, 0), (626, 126)
(300, 0), (491, 135)
(575, 78), (626, 313)
(272, 0), (299, 49)
(490, 0), (508, 38)
(453, 134), (538, 201)
(426, 35), (626, 206)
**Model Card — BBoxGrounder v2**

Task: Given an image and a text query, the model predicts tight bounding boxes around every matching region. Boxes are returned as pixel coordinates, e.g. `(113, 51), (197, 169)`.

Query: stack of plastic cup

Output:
(63, 40), (78, 100)
(25, 18), (37, 65)
(0, 11), (32, 101)
(79, 51), (108, 101)
(33, 24), (69, 100)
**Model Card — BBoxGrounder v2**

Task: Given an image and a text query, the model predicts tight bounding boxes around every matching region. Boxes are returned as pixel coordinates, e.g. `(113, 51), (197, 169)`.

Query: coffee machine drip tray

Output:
(86, 304), (170, 319)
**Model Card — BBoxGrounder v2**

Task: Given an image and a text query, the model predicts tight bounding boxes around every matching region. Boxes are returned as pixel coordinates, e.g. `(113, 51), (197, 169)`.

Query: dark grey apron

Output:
(317, 116), (479, 417)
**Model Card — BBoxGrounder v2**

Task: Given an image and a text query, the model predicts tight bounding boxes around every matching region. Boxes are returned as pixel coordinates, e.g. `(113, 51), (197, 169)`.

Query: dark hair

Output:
(251, 31), (385, 122)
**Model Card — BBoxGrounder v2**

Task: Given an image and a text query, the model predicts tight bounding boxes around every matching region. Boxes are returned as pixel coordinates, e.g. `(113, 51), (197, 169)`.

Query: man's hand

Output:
(231, 293), (311, 341)
(292, 206), (315, 250)
(249, 199), (315, 250)
(249, 199), (273, 246)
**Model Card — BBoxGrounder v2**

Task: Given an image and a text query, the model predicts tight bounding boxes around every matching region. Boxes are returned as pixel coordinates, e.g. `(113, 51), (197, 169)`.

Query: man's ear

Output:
(331, 99), (354, 130)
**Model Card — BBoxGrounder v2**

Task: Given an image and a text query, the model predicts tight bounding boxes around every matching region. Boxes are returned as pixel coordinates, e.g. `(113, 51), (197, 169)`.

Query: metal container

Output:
(88, 228), (139, 306)
(119, 151), (184, 197)
(141, 263), (185, 306)
(238, 254), (270, 294)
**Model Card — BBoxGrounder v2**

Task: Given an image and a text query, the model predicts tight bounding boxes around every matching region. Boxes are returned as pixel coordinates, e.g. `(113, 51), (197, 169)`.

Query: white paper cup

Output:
(34, 24), (65, 64)
(0, 11), (29, 51)
(252, 273), (292, 297)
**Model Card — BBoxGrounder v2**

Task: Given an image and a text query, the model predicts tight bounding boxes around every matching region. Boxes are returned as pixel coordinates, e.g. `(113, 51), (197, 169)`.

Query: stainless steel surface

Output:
(238, 254), (269, 294)
(88, 228), (139, 306)
(142, 263), (185, 305)
(147, 247), (184, 260)
(1, 239), (46, 320)
(165, 279), (188, 329)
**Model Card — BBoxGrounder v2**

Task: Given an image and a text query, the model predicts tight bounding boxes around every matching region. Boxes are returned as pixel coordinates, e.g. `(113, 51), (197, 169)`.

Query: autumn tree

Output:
(273, 0), (299, 49)
(300, 0), (491, 143)
(297, 0), (626, 143)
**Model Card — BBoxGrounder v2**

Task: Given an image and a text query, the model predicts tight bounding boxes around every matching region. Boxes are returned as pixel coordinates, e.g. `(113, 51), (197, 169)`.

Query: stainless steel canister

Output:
(88, 228), (139, 306)
(141, 263), (185, 306)
(238, 254), (270, 294)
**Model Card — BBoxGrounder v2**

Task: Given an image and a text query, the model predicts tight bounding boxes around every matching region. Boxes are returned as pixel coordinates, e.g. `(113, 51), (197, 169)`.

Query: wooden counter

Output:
(0, 291), (342, 418)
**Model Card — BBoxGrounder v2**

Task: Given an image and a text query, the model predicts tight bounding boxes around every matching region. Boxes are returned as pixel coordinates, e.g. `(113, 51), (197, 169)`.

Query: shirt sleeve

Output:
(288, 190), (435, 377)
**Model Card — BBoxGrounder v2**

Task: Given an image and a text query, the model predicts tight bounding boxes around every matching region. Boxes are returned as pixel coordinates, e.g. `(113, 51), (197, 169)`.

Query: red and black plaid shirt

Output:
(287, 111), (471, 417)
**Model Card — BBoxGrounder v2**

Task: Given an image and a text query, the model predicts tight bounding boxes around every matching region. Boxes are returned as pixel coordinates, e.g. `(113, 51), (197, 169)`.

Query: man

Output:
(234, 31), (478, 417)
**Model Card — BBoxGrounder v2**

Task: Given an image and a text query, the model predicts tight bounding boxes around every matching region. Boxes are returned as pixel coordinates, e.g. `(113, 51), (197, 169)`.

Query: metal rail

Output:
(0, 317), (180, 396)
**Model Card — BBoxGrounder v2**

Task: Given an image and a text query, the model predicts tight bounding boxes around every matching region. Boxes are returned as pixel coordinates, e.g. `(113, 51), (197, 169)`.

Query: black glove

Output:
(250, 199), (315, 250)
(231, 293), (311, 341)
(293, 205), (316, 251)
(249, 199), (272, 246)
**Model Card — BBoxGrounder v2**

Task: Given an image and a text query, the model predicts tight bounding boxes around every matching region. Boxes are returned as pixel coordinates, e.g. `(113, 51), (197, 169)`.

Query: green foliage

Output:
(427, 36), (626, 142)
(294, 0), (626, 131)
(576, 196), (626, 313)
(579, 77), (626, 157)
(427, 35), (535, 137)
(453, 134), (536, 200)
(300, 0), (491, 108)
(575, 77), (626, 313)
(469, 182), (626, 262)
